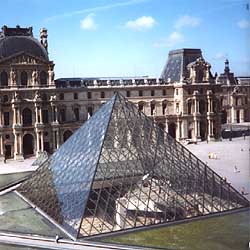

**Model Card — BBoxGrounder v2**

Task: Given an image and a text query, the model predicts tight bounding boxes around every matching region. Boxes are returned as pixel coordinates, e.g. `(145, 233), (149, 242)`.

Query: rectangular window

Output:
(87, 92), (92, 99)
(74, 93), (78, 100)
(59, 109), (66, 122)
(101, 91), (105, 98)
(175, 89), (179, 95)
(42, 110), (49, 124)
(59, 93), (64, 100)
(3, 112), (9, 126)
(126, 91), (130, 97)
(162, 89), (166, 96)
(139, 90), (143, 97)
(151, 90), (155, 96)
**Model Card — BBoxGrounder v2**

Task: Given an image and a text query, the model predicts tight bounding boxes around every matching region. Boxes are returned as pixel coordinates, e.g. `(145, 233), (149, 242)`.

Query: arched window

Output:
(0, 71), (8, 86)
(22, 108), (32, 126)
(138, 102), (144, 112)
(40, 71), (47, 85)
(21, 71), (28, 86)
(23, 134), (34, 156)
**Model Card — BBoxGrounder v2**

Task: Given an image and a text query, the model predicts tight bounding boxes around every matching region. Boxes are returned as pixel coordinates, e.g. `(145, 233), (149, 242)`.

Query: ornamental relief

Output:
(1, 54), (47, 66)
(11, 55), (38, 64)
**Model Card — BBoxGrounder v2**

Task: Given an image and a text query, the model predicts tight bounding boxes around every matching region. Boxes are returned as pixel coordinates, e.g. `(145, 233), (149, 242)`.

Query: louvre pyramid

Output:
(18, 93), (250, 239)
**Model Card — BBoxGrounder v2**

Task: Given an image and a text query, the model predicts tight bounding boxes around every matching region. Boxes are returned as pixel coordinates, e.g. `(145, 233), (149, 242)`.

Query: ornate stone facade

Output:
(0, 26), (249, 160)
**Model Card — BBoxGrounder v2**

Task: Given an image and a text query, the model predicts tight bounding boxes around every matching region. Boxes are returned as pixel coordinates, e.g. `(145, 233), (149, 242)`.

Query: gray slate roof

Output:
(0, 35), (49, 61)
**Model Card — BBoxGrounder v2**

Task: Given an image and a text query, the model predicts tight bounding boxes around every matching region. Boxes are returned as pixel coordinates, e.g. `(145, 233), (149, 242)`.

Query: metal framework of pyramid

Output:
(18, 93), (250, 240)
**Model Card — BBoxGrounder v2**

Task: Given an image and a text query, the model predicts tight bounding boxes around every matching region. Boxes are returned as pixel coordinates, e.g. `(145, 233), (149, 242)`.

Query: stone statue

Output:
(32, 70), (38, 84)
(10, 68), (16, 85)
(34, 91), (41, 101)
(40, 28), (48, 51)
(48, 65), (55, 83)
(50, 95), (57, 102)
(13, 92), (20, 102)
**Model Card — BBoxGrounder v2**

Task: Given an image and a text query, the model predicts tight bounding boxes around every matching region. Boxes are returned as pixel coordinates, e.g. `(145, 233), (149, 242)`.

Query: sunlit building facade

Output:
(0, 25), (249, 160)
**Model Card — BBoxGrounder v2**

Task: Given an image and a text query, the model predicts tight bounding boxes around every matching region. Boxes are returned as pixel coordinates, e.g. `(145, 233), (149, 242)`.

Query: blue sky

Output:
(1, 0), (250, 78)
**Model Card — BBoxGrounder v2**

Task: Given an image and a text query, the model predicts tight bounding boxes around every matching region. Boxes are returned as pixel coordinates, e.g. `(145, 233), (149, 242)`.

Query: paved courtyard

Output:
(0, 157), (37, 175)
(186, 136), (250, 200)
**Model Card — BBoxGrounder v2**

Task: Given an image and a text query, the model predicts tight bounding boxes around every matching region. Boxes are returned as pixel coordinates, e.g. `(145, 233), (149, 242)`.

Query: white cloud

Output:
(154, 31), (184, 48)
(174, 15), (201, 29)
(80, 14), (96, 31)
(125, 16), (156, 30)
(213, 53), (227, 60)
(45, 0), (147, 22)
(238, 19), (250, 29)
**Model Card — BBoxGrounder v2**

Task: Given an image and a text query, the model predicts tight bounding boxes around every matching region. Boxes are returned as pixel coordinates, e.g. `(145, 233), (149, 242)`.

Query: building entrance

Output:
(5, 145), (11, 159)
(23, 134), (34, 157)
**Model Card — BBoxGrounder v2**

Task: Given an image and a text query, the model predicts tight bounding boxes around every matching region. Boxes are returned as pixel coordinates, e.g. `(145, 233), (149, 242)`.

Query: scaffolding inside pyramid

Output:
(18, 93), (250, 239)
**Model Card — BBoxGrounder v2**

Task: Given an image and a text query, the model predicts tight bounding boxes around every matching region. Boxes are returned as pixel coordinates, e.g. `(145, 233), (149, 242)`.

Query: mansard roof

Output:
(161, 48), (202, 82)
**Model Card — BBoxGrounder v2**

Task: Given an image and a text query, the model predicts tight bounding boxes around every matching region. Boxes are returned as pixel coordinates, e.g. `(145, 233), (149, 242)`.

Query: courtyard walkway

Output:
(186, 136), (250, 200)
(0, 157), (37, 175)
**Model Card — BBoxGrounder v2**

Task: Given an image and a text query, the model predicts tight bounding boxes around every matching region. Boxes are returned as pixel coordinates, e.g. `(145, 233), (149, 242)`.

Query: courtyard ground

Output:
(0, 157), (36, 175)
(186, 136), (250, 200)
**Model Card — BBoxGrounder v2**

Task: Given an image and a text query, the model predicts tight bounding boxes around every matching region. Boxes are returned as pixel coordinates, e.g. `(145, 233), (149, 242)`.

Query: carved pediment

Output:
(0, 52), (49, 65)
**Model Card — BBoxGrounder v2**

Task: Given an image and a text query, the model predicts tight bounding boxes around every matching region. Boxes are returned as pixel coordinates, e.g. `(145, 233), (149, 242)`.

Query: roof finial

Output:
(224, 59), (230, 73)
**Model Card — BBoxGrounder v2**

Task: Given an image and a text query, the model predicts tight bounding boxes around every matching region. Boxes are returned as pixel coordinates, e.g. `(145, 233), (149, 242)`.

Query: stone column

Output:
(14, 133), (18, 158)
(240, 109), (245, 123)
(230, 95), (236, 123)
(39, 108), (43, 124)
(176, 117), (182, 141)
(0, 105), (2, 127)
(36, 131), (40, 156)
(19, 133), (23, 155)
(207, 91), (214, 141)
(13, 105), (17, 124)
(193, 92), (201, 142)
(56, 130), (60, 149)
(40, 132), (44, 152)
(35, 105), (39, 124)
(181, 119), (188, 139)
(17, 107), (21, 124)
(0, 133), (4, 160)
(165, 118), (168, 133)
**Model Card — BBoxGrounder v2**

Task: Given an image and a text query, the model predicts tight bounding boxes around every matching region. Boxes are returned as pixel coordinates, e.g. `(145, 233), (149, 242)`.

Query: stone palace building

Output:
(0, 25), (249, 160)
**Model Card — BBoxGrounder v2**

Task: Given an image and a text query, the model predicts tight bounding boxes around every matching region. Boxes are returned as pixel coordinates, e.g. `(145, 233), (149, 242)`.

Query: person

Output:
(243, 132), (246, 140)
(234, 166), (240, 173)
(240, 187), (245, 195)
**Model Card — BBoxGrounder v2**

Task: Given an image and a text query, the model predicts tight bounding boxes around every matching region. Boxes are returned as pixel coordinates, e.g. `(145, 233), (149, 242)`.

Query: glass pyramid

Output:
(18, 93), (250, 239)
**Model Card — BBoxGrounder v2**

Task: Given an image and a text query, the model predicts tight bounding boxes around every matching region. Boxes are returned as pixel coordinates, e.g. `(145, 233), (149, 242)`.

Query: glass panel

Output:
(17, 93), (249, 239)
(18, 96), (116, 238)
